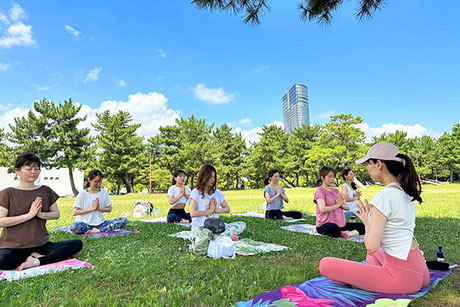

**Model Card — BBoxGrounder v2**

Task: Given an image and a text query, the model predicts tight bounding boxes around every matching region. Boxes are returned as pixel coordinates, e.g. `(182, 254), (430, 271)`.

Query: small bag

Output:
(207, 236), (236, 259)
(192, 228), (214, 256)
(133, 200), (154, 218)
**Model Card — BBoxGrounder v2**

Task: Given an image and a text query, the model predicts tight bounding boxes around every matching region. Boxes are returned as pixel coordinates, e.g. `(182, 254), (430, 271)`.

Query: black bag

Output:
(203, 217), (225, 234)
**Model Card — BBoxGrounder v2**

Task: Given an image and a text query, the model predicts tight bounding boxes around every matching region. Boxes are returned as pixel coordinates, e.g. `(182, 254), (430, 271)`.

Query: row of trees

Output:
(0, 98), (458, 194)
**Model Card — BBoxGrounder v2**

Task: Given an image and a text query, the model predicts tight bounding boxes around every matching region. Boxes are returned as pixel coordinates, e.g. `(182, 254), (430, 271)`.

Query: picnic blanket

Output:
(139, 217), (191, 227)
(0, 258), (94, 281)
(233, 211), (310, 222)
(169, 231), (288, 255)
(281, 224), (365, 242)
(235, 268), (453, 306)
(54, 226), (140, 238)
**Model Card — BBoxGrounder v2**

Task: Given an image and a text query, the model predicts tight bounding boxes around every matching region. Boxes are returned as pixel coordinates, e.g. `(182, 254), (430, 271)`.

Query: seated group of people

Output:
(0, 143), (430, 296)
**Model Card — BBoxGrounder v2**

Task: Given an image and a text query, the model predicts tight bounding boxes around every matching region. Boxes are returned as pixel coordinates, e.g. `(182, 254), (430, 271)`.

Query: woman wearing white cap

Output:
(319, 143), (430, 294)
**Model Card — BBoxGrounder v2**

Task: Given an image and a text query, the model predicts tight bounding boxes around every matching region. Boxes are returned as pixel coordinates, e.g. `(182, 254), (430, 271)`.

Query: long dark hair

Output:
(172, 169), (186, 185)
(195, 164), (217, 197)
(342, 167), (357, 190)
(14, 152), (41, 170)
(316, 166), (335, 186)
(85, 169), (103, 189)
(264, 169), (279, 185)
(370, 153), (422, 203)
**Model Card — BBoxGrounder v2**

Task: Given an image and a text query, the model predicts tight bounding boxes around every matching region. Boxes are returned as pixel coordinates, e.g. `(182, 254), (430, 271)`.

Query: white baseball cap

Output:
(355, 143), (404, 164)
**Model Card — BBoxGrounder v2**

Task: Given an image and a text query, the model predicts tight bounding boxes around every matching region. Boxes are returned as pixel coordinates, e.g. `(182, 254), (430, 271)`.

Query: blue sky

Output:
(0, 0), (459, 143)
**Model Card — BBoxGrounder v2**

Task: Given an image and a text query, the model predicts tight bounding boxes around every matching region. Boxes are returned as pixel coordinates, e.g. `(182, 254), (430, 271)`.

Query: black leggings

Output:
(167, 208), (192, 223)
(0, 240), (83, 270)
(265, 209), (303, 220)
(316, 222), (365, 238)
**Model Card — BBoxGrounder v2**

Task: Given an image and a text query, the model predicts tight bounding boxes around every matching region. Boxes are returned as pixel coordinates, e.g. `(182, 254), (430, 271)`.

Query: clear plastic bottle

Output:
(154, 207), (159, 217)
(437, 245), (445, 262)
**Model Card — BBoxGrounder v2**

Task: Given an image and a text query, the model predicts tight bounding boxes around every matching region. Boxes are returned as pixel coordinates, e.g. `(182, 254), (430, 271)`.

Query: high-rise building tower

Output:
(282, 83), (309, 134)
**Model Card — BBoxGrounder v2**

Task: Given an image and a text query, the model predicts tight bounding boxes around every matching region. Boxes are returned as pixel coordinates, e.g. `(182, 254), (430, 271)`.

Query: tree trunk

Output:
(117, 184), (120, 195)
(226, 174), (230, 190)
(235, 174), (239, 189)
(280, 177), (294, 188)
(191, 175), (194, 189)
(450, 167), (454, 183)
(122, 174), (133, 193)
(68, 167), (79, 196)
(296, 174), (299, 187)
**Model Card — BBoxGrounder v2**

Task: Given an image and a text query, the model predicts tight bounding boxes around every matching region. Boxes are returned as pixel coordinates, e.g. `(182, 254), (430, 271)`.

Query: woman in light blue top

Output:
(341, 167), (362, 220)
(264, 169), (302, 220)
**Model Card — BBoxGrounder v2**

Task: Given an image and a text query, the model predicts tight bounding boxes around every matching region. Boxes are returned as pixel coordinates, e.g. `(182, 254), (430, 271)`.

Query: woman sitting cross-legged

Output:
(319, 143), (430, 294)
(70, 169), (127, 234)
(0, 152), (83, 271)
(264, 169), (302, 220)
(166, 169), (192, 224)
(189, 164), (246, 241)
(314, 166), (365, 239)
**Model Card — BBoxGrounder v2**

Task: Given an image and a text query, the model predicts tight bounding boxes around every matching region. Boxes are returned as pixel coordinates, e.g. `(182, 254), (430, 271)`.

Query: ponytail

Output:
(373, 154), (422, 203)
(397, 154), (422, 203)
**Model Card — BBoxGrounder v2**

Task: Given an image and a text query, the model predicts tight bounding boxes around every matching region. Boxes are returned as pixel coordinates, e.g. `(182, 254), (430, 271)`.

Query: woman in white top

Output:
(189, 165), (245, 241)
(319, 143), (429, 294)
(70, 170), (128, 234)
(166, 169), (192, 224)
(341, 167), (362, 220)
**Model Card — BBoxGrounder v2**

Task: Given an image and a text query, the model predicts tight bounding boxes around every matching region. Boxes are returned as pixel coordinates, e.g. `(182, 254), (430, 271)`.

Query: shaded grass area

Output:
(0, 184), (458, 306)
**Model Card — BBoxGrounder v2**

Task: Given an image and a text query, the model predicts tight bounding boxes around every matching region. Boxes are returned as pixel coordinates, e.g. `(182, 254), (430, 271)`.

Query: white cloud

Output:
(238, 118), (252, 126)
(77, 91), (181, 137)
(154, 49), (166, 58)
(84, 67), (102, 82)
(0, 4), (36, 49)
(190, 83), (235, 104)
(116, 80), (126, 87)
(234, 121), (284, 146)
(64, 25), (80, 40)
(9, 4), (26, 22)
(251, 65), (270, 73)
(356, 122), (438, 141)
(0, 62), (9, 71)
(0, 106), (30, 130)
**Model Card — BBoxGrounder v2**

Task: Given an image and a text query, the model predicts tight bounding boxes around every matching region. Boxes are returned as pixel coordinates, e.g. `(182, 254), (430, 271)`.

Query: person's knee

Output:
(167, 214), (179, 223)
(319, 257), (335, 276)
(120, 217), (128, 226)
(72, 240), (83, 254)
(71, 222), (86, 234)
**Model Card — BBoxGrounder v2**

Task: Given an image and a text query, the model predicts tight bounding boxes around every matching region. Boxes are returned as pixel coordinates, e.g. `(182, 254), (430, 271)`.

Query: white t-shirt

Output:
(342, 183), (357, 212)
(73, 189), (112, 226)
(369, 183), (416, 260)
(190, 188), (225, 232)
(167, 185), (191, 206)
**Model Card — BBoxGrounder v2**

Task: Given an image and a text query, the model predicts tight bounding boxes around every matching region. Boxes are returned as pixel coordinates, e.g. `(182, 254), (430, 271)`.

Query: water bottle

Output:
(437, 245), (444, 262)
(154, 207), (159, 217)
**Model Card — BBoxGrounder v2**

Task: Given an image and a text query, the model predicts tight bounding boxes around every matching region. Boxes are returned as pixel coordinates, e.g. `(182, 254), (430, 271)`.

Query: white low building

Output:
(0, 167), (84, 197)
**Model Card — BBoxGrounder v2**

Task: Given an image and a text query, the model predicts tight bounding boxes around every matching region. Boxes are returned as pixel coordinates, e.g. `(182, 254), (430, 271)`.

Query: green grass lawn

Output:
(1, 184), (459, 306)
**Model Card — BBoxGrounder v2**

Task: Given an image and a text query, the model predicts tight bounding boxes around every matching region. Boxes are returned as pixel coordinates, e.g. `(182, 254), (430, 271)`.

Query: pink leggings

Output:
(319, 247), (430, 294)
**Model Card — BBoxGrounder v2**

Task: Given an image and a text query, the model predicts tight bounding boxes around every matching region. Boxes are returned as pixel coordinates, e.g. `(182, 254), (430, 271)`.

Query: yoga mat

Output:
(281, 224), (365, 243)
(54, 226), (140, 238)
(139, 217), (191, 227)
(233, 211), (312, 222)
(0, 258), (94, 281)
(169, 231), (288, 255)
(236, 268), (453, 307)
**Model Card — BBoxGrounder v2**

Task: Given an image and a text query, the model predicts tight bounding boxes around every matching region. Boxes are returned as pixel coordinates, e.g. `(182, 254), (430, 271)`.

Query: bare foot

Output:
(229, 234), (239, 241)
(341, 231), (350, 239)
(30, 252), (44, 258)
(85, 227), (101, 234)
(282, 215), (293, 220)
(16, 256), (40, 271)
(179, 219), (189, 224)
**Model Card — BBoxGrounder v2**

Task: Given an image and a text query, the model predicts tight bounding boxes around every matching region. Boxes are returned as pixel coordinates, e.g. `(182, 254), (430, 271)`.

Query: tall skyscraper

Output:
(282, 83), (309, 134)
